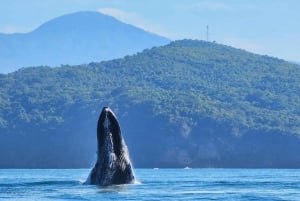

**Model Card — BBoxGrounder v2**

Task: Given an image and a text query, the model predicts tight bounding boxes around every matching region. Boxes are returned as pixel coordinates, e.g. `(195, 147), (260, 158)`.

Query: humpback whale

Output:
(85, 107), (135, 185)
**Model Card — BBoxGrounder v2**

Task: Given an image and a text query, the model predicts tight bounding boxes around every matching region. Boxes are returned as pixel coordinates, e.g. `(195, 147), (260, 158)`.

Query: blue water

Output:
(0, 169), (300, 201)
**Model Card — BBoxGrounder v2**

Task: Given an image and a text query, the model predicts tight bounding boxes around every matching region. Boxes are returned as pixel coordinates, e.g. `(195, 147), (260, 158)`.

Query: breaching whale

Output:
(85, 107), (135, 185)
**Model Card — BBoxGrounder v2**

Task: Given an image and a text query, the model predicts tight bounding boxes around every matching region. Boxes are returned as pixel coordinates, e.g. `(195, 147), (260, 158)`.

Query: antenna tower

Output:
(206, 25), (209, 41)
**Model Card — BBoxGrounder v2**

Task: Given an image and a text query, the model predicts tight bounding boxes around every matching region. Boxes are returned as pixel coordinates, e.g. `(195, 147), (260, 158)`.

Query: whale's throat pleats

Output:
(103, 113), (116, 169)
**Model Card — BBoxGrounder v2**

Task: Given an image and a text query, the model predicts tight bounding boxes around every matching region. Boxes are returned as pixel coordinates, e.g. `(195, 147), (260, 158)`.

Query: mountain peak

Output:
(33, 11), (120, 33)
(0, 11), (170, 73)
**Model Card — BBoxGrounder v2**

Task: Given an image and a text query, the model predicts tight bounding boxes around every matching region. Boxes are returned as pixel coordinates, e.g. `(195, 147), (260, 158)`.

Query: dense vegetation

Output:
(1, 40), (299, 134)
(0, 40), (300, 168)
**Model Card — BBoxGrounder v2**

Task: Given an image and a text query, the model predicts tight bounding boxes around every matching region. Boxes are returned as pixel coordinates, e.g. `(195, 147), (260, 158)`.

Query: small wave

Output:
(0, 180), (81, 188)
(79, 179), (87, 185)
(0, 183), (15, 188)
(133, 179), (142, 185)
(184, 166), (191, 169)
(25, 180), (80, 186)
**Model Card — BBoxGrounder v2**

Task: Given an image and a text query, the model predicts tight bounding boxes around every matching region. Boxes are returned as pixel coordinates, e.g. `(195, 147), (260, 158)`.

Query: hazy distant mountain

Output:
(1, 40), (300, 168)
(0, 11), (169, 73)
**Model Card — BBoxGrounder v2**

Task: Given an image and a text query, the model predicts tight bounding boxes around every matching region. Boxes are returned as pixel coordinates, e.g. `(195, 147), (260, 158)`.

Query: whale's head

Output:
(86, 107), (135, 185)
(97, 107), (123, 158)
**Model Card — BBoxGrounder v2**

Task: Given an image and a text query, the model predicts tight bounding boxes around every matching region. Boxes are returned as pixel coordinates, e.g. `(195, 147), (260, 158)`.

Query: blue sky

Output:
(0, 0), (299, 62)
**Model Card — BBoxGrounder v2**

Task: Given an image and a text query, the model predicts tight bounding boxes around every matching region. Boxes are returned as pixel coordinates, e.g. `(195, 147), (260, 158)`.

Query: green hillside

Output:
(0, 40), (300, 168)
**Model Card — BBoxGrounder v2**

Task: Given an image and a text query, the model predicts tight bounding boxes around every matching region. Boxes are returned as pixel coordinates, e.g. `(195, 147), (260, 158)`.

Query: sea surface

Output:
(0, 168), (300, 200)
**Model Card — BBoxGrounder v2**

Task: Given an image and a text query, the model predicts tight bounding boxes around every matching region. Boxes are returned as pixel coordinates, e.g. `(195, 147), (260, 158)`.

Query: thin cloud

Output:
(195, 1), (232, 11)
(194, 1), (258, 12)
(98, 7), (171, 38)
(98, 8), (148, 30)
(0, 25), (30, 34)
(0, 26), (17, 34)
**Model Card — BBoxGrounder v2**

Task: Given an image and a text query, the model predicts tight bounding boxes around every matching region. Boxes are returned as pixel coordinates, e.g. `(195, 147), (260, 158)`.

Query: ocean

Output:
(0, 168), (300, 200)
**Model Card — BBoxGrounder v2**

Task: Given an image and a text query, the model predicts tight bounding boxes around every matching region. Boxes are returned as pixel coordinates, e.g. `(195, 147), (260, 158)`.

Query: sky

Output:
(0, 0), (299, 62)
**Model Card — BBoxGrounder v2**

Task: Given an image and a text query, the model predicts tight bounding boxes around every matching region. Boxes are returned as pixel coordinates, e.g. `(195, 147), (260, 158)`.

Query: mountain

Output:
(0, 40), (300, 168)
(0, 11), (169, 73)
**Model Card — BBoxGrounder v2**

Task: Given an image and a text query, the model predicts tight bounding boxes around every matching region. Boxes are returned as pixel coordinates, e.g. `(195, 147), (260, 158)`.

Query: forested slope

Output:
(0, 40), (299, 168)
